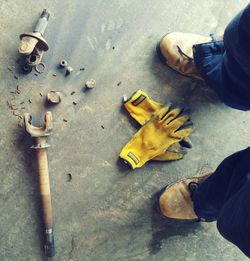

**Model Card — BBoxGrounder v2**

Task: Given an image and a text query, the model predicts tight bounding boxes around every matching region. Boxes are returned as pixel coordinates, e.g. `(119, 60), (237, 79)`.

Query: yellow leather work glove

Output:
(124, 90), (192, 161)
(120, 107), (192, 169)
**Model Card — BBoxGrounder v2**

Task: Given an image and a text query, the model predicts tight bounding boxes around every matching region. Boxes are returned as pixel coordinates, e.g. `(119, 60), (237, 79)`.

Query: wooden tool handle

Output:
(36, 139), (55, 257)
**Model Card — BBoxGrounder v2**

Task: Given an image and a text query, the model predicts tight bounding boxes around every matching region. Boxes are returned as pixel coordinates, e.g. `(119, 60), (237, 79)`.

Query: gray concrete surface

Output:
(0, 0), (250, 260)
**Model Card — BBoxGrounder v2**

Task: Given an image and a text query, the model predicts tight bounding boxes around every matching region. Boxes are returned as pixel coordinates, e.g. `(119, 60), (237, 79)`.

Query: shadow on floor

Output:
(148, 191), (202, 255)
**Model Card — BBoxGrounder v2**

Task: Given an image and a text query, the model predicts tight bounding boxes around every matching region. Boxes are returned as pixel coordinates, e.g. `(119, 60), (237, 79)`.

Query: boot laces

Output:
(176, 45), (194, 61)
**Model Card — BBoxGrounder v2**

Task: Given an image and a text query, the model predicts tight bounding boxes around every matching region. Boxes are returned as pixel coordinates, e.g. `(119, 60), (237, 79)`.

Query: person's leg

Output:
(158, 147), (250, 257)
(157, 3), (250, 110)
(193, 3), (250, 110)
(192, 147), (250, 221)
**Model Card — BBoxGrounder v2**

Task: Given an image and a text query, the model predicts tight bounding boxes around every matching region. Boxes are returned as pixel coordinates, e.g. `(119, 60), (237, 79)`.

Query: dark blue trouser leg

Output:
(193, 3), (250, 110)
(192, 147), (250, 257)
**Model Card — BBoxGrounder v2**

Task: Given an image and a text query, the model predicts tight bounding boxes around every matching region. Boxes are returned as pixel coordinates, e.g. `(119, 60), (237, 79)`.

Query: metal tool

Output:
(24, 111), (55, 257)
(19, 9), (50, 73)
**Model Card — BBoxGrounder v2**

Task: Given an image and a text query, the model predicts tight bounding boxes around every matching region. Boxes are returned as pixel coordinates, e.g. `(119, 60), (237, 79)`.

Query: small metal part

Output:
(29, 99), (32, 104)
(65, 66), (73, 76)
(23, 63), (33, 73)
(72, 101), (77, 105)
(70, 91), (75, 95)
(85, 79), (96, 89)
(47, 91), (61, 104)
(19, 9), (50, 70)
(63, 118), (68, 122)
(123, 94), (128, 103)
(59, 59), (68, 68)
(117, 81), (122, 86)
(52, 73), (57, 77)
(35, 62), (46, 74)
(79, 67), (85, 71)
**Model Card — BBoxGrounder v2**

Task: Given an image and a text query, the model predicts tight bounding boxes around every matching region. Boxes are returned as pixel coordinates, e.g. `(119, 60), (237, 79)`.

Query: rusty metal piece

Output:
(24, 112), (55, 257)
(59, 59), (68, 68)
(65, 65), (73, 76)
(47, 91), (61, 104)
(35, 62), (46, 74)
(85, 79), (96, 89)
(19, 9), (50, 71)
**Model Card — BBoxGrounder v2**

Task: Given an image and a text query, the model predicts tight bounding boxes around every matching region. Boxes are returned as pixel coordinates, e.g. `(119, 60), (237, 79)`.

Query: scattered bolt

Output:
(85, 79), (96, 89)
(117, 81), (122, 86)
(14, 75), (18, 80)
(80, 67), (85, 71)
(52, 73), (57, 77)
(39, 92), (43, 97)
(101, 125), (105, 129)
(16, 85), (21, 94)
(112, 46), (115, 50)
(47, 91), (61, 104)
(65, 66), (73, 76)
(59, 59), (68, 68)
(63, 118), (68, 122)
(34, 73), (39, 76)
(28, 99), (32, 104)
(70, 91), (75, 95)
(72, 101), (77, 105)
(7, 66), (13, 72)
(10, 91), (15, 94)
(20, 101), (25, 105)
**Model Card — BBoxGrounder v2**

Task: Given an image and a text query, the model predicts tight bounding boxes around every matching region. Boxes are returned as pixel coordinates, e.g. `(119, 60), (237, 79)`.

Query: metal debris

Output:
(63, 118), (68, 122)
(72, 102), (77, 105)
(52, 73), (57, 77)
(85, 79), (96, 89)
(70, 91), (75, 95)
(79, 67), (85, 71)
(14, 75), (18, 80)
(123, 94), (128, 103)
(59, 59), (68, 68)
(112, 46), (115, 50)
(8, 66), (13, 72)
(47, 91), (61, 104)
(40, 92), (43, 97)
(101, 125), (104, 129)
(28, 99), (32, 104)
(117, 81), (122, 86)
(65, 66), (73, 76)
(16, 85), (21, 94)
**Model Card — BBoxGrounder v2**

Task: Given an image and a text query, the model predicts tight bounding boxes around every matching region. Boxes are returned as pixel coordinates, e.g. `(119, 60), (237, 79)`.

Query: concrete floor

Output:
(1, 0), (250, 260)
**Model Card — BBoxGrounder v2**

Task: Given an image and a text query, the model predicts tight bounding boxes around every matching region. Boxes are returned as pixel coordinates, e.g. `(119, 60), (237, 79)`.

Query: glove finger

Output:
(166, 114), (190, 131)
(161, 107), (182, 123)
(153, 150), (184, 161)
(171, 127), (193, 140)
(158, 106), (172, 120)
(179, 137), (193, 148)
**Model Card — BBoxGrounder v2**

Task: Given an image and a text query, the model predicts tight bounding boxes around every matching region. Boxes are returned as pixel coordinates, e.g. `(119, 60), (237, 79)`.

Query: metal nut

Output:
(85, 79), (96, 89)
(47, 91), (61, 104)
(59, 59), (68, 68)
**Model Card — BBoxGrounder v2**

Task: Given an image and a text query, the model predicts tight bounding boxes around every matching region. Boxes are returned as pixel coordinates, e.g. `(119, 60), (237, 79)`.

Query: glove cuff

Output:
(119, 150), (141, 169)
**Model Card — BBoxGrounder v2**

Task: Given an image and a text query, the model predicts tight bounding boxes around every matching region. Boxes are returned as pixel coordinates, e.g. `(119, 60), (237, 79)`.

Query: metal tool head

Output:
(24, 111), (53, 138)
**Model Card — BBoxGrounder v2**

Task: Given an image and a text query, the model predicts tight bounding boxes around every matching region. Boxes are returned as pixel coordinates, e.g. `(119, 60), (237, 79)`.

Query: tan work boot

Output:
(158, 172), (212, 221)
(157, 32), (212, 80)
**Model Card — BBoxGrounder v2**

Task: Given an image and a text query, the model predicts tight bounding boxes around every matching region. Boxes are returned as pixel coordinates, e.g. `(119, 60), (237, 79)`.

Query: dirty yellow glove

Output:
(124, 90), (192, 161)
(120, 107), (192, 169)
